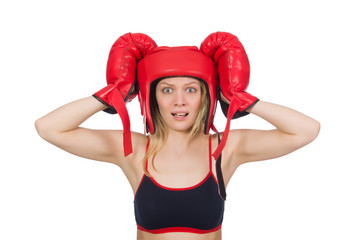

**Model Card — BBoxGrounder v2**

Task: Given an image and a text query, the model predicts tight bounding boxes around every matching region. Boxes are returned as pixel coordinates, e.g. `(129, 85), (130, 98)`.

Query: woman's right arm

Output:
(35, 96), (128, 165)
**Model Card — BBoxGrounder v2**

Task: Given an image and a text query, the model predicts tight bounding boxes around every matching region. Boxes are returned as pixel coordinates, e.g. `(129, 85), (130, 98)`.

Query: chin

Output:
(167, 123), (194, 133)
(172, 126), (193, 133)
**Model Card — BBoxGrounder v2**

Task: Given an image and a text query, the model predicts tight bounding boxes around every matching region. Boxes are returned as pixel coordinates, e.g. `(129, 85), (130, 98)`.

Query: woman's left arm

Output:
(226, 101), (320, 165)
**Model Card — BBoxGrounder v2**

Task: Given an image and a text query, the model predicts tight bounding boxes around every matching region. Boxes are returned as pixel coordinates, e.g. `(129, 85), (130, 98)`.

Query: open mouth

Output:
(171, 113), (189, 117)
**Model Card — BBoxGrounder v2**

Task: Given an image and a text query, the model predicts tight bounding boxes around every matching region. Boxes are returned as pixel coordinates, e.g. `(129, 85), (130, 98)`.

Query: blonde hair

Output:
(142, 78), (209, 175)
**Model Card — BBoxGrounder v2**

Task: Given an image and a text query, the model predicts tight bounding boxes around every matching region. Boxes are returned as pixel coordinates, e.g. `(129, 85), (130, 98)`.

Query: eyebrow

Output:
(158, 82), (174, 86)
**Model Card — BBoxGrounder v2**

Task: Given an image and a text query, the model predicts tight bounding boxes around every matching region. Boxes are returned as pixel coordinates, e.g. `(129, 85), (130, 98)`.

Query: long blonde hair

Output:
(142, 78), (210, 175)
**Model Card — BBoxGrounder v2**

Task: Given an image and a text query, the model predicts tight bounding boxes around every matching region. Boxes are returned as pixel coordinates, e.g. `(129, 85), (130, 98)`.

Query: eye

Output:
(162, 87), (172, 93)
(186, 87), (196, 93)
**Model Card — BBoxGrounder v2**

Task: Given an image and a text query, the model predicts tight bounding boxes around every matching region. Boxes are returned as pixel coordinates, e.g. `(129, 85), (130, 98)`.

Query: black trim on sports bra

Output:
(216, 133), (227, 200)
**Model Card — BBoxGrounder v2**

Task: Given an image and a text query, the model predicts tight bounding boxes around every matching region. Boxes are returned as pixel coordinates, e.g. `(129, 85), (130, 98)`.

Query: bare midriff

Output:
(137, 229), (222, 240)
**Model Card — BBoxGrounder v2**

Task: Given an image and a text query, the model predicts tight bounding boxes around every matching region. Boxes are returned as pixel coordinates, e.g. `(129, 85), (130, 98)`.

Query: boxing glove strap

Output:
(211, 124), (218, 133)
(111, 89), (133, 156)
(212, 97), (242, 159)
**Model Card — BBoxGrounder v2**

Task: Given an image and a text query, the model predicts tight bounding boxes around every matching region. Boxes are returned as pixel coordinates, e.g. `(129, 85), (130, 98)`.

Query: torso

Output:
(119, 133), (236, 240)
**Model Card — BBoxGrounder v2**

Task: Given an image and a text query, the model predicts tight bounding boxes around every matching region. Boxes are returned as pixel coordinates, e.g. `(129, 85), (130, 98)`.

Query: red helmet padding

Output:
(137, 46), (218, 135)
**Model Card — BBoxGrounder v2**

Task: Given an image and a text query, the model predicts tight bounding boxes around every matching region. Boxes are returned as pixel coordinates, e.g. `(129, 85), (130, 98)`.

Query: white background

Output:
(1, 0), (361, 239)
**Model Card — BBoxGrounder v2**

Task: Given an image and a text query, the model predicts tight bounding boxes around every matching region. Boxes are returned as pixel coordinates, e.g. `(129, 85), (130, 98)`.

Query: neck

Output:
(164, 130), (205, 151)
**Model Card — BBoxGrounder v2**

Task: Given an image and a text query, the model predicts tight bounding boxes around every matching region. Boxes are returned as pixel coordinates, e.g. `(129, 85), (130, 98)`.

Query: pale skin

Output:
(35, 77), (320, 240)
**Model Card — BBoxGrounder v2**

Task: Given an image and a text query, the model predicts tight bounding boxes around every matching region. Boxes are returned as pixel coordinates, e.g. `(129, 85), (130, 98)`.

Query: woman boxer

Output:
(35, 32), (320, 240)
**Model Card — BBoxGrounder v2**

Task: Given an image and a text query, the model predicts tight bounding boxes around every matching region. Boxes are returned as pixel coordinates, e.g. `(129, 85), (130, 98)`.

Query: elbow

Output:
(35, 118), (46, 139)
(310, 120), (321, 141)
(289, 120), (320, 150)
(302, 119), (321, 145)
(35, 117), (53, 141)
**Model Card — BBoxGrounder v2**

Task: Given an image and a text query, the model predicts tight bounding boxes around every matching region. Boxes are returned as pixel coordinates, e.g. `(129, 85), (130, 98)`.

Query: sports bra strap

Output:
(216, 133), (227, 200)
(145, 136), (150, 172)
(208, 136), (213, 172)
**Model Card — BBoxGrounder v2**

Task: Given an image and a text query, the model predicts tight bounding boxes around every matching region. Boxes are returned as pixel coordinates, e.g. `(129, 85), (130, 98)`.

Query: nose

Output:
(174, 90), (186, 106)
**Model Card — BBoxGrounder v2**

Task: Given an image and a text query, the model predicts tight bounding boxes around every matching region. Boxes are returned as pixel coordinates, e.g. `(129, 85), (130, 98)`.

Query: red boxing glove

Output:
(200, 32), (259, 159)
(93, 33), (157, 156)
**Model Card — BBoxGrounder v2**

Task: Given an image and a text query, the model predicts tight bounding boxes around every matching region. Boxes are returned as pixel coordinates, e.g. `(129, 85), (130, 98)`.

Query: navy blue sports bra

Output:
(133, 136), (225, 234)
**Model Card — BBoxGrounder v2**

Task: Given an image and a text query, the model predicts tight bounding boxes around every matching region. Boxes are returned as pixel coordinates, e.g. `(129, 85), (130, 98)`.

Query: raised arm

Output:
(226, 101), (320, 166)
(35, 96), (130, 165)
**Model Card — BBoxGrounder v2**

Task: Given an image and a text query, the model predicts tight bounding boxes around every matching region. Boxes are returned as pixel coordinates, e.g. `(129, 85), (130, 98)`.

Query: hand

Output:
(93, 33), (158, 156)
(201, 32), (258, 159)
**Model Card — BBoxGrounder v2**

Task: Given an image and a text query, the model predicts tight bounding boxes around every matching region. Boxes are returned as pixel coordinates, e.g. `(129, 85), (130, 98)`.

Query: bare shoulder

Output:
(208, 132), (243, 187)
(222, 127), (317, 166)
(111, 130), (147, 163)
(59, 129), (148, 170)
(129, 132), (148, 158)
(123, 132), (149, 187)
(221, 128), (273, 166)
(209, 130), (248, 155)
(210, 129), (264, 170)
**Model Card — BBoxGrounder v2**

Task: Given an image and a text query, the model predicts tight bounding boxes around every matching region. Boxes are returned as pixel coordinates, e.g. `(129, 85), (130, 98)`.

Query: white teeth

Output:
(172, 113), (188, 116)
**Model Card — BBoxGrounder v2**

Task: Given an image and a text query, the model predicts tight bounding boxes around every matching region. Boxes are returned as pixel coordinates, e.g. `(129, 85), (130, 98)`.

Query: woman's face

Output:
(155, 77), (202, 133)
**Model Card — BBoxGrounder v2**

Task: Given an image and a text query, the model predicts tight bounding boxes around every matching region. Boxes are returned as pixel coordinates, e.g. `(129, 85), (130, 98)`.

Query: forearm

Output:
(247, 101), (320, 137)
(35, 96), (107, 136)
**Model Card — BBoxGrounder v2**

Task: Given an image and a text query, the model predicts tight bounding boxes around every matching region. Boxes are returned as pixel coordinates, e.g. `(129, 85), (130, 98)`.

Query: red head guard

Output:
(137, 46), (218, 135)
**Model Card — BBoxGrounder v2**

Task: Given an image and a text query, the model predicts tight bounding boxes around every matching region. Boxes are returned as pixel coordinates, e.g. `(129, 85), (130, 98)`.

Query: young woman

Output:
(35, 32), (320, 240)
